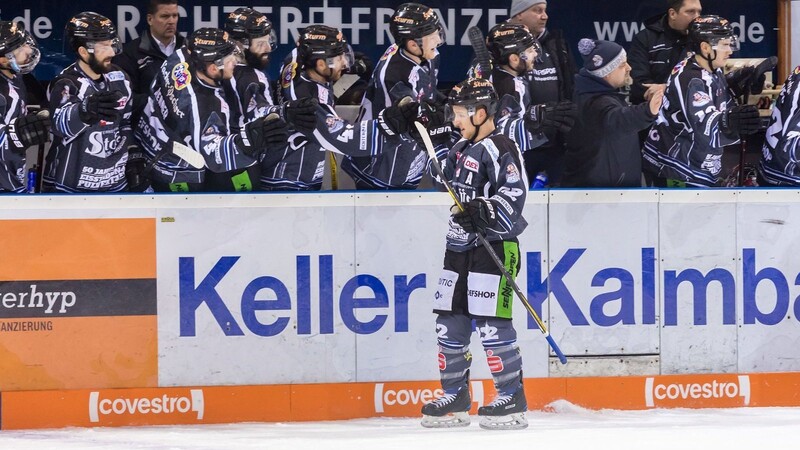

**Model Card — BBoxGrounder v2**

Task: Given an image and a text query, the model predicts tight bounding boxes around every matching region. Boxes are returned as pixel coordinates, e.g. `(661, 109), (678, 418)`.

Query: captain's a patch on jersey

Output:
(692, 91), (712, 107)
(171, 62), (191, 90)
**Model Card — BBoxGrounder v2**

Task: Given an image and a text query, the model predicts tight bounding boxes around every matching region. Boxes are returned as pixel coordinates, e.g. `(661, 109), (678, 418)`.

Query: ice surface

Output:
(1, 403), (799, 450)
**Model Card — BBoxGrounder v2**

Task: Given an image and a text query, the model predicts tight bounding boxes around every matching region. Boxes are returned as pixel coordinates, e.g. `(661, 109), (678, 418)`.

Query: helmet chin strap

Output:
(466, 108), (489, 143)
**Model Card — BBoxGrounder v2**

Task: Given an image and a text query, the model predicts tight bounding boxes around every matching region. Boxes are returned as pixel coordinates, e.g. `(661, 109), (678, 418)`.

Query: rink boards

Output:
(1, 190), (800, 428)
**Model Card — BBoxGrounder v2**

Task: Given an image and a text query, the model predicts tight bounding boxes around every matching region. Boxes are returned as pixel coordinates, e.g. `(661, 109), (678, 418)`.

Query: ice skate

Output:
(478, 388), (528, 430)
(420, 387), (471, 428)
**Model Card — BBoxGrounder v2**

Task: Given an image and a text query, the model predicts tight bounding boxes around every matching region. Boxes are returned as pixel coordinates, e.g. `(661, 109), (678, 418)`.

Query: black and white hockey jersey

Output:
(136, 49), (261, 185)
(642, 56), (741, 186)
(759, 66), (800, 186)
(0, 73), (30, 192)
(341, 44), (441, 189)
(225, 63), (280, 129)
(434, 132), (529, 252)
(45, 63), (132, 193)
(261, 55), (416, 191)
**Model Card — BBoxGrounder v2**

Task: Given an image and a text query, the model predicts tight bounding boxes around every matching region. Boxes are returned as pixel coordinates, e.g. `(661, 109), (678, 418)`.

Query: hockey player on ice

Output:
(422, 78), (529, 430)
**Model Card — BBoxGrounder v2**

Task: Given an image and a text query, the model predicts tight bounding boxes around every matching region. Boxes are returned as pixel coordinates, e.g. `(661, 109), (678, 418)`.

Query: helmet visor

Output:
(711, 35), (739, 53)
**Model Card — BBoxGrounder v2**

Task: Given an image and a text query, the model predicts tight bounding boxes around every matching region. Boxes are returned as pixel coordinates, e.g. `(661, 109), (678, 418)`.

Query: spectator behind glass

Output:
(629, 0), (702, 106)
(113, 0), (183, 123)
(562, 39), (663, 188)
(508, 0), (577, 187)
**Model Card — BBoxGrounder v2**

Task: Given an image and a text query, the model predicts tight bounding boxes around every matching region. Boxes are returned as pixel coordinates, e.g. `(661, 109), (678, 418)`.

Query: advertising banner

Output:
(0, 0), (778, 85)
(0, 217), (158, 391)
(4, 372), (800, 429)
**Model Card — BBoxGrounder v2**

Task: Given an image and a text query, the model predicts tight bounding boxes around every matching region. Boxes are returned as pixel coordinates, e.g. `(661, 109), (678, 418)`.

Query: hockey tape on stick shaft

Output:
(414, 121), (567, 364)
(468, 26), (491, 79)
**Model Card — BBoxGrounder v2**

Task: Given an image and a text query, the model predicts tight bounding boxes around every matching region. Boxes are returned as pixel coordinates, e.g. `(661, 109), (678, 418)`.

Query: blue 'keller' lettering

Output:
(179, 255), (424, 337)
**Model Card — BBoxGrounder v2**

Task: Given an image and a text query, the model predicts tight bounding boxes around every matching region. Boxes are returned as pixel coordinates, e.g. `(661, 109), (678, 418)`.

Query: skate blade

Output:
(421, 412), (470, 428)
(478, 412), (528, 430)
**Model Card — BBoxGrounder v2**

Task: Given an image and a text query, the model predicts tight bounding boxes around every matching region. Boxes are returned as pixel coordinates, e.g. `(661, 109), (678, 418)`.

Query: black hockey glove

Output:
(721, 105), (761, 136)
(344, 51), (373, 79)
(283, 97), (318, 134)
(378, 97), (419, 137)
(452, 197), (497, 234)
(525, 101), (577, 136)
(416, 100), (452, 146)
(236, 114), (287, 158)
(125, 146), (151, 193)
(79, 90), (123, 125)
(8, 110), (51, 150)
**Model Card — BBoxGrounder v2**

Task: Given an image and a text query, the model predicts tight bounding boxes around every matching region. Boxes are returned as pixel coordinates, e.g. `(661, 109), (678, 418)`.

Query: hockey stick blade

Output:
(468, 26), (492, 79)
(414, 121), (567, 364)
(172, 141), (206, 169)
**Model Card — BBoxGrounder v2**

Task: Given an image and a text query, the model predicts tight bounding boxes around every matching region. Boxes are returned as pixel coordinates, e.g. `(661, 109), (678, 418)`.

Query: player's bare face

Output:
(420, 31), (442, 61)
(220, 54), (237, 80)
(249, 35), (272, 66)
(148, 4), (179, 43)
(91, 40), (117, 72)
(451, 105), (477, 137)
(711, 39), (733, 69)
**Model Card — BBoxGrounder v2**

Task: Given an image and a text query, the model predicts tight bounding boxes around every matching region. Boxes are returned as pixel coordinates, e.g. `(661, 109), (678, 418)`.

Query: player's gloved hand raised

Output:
(721, 104), (761, 136)
(417, 100), (452, 146)
(378, 97), (419, 137)
(726, 66), (767, 98)
(235, 113), (287, 158)
(79, 90), (123, 125)
(9, 110), (51, 149)
(525, 101), (578, 136)
(283, 97), (318, 134)
(452, 197), (498, 234)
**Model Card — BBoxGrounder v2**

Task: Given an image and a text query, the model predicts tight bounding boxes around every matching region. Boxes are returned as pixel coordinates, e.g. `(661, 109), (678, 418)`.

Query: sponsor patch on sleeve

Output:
(463, 156), (480, 173)
(281, 62), (297, 89)
(105, 71), (125, 82)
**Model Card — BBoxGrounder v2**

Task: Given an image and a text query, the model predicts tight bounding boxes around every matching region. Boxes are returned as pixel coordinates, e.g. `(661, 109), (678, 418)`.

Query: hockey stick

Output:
(415, 121), (567, 364)
(468, 26), (492, 79)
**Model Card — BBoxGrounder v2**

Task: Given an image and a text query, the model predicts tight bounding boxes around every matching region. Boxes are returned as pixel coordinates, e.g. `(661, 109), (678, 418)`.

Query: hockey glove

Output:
(125, 146), (151, 193)
(79, 90), (123, 125)
(235, 114), (283, 158)
(8, 110), (51, 150)
(378, 97), (419, 137)
(262, 113), (289, 147)
(416, 100), (452, 146)
(525, 101), (577, 136)
(452, 197), (498, 234)
(283, 97), (318, 134)
(721, 105), (761, 136)
(726, 66), (768, 98)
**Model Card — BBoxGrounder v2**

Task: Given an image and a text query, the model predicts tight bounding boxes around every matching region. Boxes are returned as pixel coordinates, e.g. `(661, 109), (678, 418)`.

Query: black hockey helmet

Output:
(389, 3), (444, 46)
(688, 15), (739, 52)
(296, 25), (353, 69)
(225, 7), (276, 51)
(487, 23), (540, 65)
(187, 28), (240, 68)
(448, 78), (498, 116)
(65, 11), (121, 54)
(0, 21), (40, 74)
